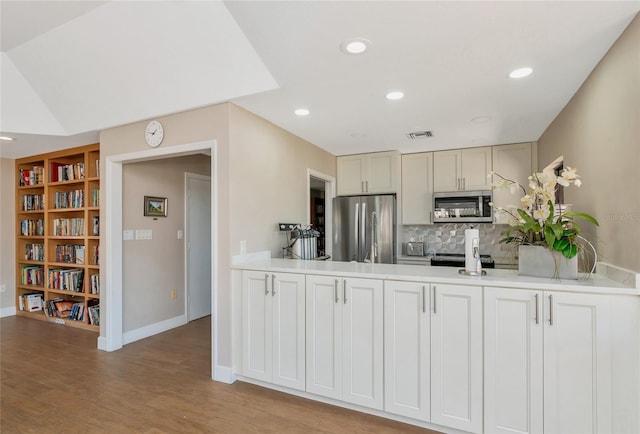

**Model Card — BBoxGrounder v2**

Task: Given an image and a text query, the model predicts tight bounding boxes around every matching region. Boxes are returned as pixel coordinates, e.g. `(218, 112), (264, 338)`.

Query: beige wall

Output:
(538, 14), (640, 272)
(100, 102), (336, 369)
(122, 155), (210, 332)
(0, 158), (16, 313)
(228, 104), (336, 258)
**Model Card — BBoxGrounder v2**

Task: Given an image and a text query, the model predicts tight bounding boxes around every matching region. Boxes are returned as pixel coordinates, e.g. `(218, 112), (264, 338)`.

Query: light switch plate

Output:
(123, 230), (134, 240)
(135, 229), (152, 240)
(177, 230), (183, 240)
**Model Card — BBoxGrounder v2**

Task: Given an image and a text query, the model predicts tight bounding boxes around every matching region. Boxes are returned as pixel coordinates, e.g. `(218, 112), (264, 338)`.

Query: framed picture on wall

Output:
(144, 196), (168, 217)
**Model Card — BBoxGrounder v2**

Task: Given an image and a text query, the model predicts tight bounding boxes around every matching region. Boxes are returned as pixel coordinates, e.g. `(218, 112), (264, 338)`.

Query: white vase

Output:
(518, 245), (578, 279)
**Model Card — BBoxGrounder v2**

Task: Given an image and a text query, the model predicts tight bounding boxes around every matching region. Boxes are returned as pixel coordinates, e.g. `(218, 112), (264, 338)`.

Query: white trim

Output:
(104, 140), (217, 364)
(214, 365), (237, 384)
(0, 306), (16, 318)
(306, 169), (336, 258)
(123, 315), (187, 345)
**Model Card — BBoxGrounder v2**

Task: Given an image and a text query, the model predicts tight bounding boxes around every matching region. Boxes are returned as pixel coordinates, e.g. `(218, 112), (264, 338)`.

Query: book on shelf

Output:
(19, 166), (45, 186)
(25, 243), (44, 261)
(53, 189), (84, 209)
(76, 246), (85, 264)
(88, 300), (100, 325)
(93, 245), (99, 265)
(90, 274), (100, 294)
(96, 159), (100, 178)
(20, 219), (45, 236)
(21, 194), (45, 211)
(47, 268), (84, 292)
(19, 293), (43, 312)
(54, 300), (74, 318)
(91, 189), (99, 207)
(21, 265), (44, 286)
(92, 216), (99, 236)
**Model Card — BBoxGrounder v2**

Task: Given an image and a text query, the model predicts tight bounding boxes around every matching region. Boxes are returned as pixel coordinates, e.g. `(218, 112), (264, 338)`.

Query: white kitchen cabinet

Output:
(337, 151), (400, 195)
(306, 275), (384, 410)
(484, 287), (615, 434)
(544, 291), (612, 434)
(484, 286), (543, 434)
(242, 271), (306, 391)
(430, 283), (483, 433)
(492, 142), (536, 223)
(384, 281), (430, 421)
(401, 152), (433, 225)
(433, 147), (492, 192)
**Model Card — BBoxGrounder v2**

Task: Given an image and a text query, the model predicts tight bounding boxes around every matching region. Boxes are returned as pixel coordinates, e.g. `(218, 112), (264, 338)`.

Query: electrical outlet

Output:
(171, 289), (177, 299)
(240, 240), (247, 254)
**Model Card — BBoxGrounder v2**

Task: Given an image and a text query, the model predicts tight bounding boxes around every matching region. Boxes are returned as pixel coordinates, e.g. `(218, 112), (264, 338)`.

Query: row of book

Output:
(53, 189), (84, 209)
(24, 243), (44, 261)
(90, 273), (100, 294)
(50, 162), (85, 183)
(20, 219), (45, 236)
(92, 216), (100, 236)
(48, 268), (84, 292)
(52, 218), (84, 236)
(88, 302), (100, 325)
(19, 166), (45, 186)
(21, 266), (44, 286)
(91, 188), (99, 207)
(55, 244), (85, 264)
(21, 194), (45, 211)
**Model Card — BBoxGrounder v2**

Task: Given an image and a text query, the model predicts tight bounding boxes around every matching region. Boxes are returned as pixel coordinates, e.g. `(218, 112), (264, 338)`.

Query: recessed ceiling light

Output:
(294, 108), (310, 116)
(0, 136), (15, 141)
(340, 38), (370, 55)
(509, 67), (533, 79)
(385, 91), (404, 101)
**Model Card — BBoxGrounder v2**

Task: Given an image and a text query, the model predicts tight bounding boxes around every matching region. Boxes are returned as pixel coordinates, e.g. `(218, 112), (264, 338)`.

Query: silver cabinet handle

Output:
(463, 178), (466, 190)
(343, 280), (347, 304)
(535, 293), (539, 325)
(549, 294), (554, 326)
(334, 279), (339, 303)
(433, 285), (437, 314)
(272, 274), (276, 296)
(264, 273), (269, 295)
(422, 285), (426, 313)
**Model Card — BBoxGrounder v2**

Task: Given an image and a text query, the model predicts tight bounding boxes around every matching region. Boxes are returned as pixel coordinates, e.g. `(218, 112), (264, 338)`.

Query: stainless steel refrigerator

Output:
(332, 194), (396, 263)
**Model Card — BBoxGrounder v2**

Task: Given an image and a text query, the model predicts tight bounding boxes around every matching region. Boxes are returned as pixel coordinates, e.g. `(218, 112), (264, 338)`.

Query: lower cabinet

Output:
(306, 275), (384, 410)
(484, 287), (614, 434)
(431, 283), (484, 433)
(384, 281), (431, 421)
(242, 271), (306, 391)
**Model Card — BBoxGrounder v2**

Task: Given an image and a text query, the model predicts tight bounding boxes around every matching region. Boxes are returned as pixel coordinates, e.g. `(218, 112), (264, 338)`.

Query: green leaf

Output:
(554, 238), (569, 252)
(563, 211), (599, 226)
(562, 243), (578, 259)
(545, 226), (556, 248)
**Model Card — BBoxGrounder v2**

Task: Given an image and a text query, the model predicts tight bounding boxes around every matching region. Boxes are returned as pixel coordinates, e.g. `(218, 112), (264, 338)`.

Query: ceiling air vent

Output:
(406, 130), (433, 140)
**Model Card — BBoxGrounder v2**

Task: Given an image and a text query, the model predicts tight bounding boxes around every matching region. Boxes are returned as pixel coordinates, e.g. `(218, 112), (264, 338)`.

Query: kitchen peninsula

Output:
(232, 257), (640, 434)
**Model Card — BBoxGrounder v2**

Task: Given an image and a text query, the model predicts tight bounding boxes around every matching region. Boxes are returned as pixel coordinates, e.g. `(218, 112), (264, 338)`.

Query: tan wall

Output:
(228, 104), (336, 258)
(0, 158), (16, 313)
(122, 155), (210, 332)
(538, 14), (640, 272)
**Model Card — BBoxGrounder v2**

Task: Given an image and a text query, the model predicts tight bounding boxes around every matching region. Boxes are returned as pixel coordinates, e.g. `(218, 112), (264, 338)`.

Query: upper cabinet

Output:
(491, 143), (536, 224)
(337, 151), (400, 195)
(401, 153), (433, 225)
(433, 147), (492, 192)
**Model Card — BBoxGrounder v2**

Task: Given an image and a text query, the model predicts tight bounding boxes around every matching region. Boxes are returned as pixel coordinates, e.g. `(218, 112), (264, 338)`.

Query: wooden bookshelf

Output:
(15, 143), (100, 331)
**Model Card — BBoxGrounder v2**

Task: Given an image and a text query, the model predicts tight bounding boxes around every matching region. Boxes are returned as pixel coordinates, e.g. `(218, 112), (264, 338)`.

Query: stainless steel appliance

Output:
(333, 194), (396, 263)
(430, 253), (495, 268)
(433, 190), (493, 223)
(406, 241), (425, 256)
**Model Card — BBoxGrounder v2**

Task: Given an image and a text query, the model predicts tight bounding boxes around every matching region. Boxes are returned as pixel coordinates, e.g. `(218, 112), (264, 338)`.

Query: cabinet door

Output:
(337, 155), (366, 195)
(366, 151), (400, 194)
(384, 281), (430, 421)
(401, 153), (433, 225)
(484, 287), (543, 434)
(492, 143), (534, 223)
(242, 271), (272, 382)
(431, 283), (483, 433)
(461, 146), (492, 190)
(544, 292), (612, 434)
(271, 273), (306, 391)
(433, 150), (461, 192)
(342, 277), (384, 410)
(305, 275), (342, 400)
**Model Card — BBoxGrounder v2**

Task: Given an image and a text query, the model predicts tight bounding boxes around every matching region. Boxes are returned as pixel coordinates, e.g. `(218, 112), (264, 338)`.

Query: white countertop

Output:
(233, 258), (640, 296)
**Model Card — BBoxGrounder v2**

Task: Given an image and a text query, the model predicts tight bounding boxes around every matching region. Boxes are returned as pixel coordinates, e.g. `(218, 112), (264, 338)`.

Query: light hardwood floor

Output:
(1, 316), (440, 434)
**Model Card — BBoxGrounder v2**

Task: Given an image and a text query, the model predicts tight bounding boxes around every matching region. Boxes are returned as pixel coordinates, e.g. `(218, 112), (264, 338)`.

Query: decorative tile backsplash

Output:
(402, 223), (518, 266)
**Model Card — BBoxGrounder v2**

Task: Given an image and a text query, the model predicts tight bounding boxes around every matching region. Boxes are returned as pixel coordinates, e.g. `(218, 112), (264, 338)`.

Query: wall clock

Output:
(145, 120), (164, 147)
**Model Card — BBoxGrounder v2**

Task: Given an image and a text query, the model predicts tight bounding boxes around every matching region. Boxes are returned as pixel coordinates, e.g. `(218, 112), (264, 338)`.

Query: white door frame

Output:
(307, 169), (336, 258)
(101, 140), (219, 378)
(184, 172), (212, 321)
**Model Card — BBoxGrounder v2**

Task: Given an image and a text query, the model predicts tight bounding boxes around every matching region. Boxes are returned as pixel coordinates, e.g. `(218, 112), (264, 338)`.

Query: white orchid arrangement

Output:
(490, 167), (598, 259)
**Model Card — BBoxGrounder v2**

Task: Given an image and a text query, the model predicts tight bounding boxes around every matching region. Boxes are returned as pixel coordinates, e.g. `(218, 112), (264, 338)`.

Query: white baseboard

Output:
(0, 306), (16, 318)
(213, 365), (236, 384)
(123, 314), (187, 345)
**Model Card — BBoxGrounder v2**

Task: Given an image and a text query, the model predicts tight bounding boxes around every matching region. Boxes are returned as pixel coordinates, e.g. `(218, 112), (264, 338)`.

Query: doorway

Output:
(307, 169), (335, 259)
(186, 173), (212, 321)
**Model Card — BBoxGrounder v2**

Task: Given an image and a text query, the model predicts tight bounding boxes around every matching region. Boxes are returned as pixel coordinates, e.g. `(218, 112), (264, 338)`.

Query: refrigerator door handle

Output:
(354, 202), (359, 259)
(361, 202), (366, 262)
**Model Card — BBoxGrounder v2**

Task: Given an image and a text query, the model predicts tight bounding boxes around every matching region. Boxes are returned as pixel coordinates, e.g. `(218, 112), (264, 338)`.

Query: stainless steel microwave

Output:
(433, 190), (493, 223)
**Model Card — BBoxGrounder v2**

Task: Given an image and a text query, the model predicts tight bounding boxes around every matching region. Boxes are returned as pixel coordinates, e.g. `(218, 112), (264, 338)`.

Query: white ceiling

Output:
(1, 1), (639, 159)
